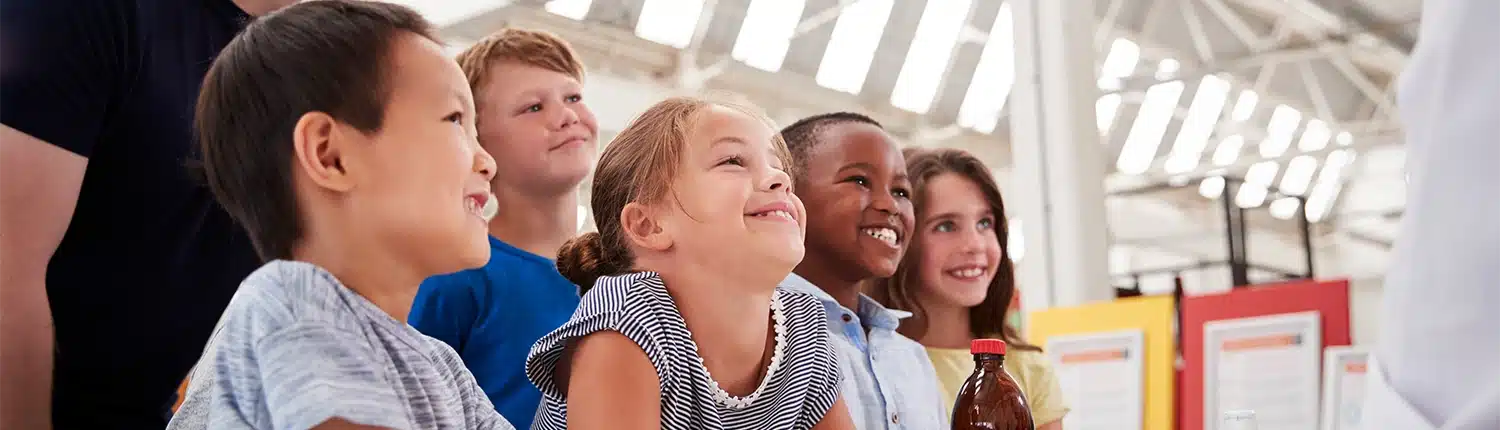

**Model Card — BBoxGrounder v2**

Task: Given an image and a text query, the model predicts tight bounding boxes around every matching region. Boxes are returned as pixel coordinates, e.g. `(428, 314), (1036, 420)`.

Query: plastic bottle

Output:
(951, 339), (1035, 430)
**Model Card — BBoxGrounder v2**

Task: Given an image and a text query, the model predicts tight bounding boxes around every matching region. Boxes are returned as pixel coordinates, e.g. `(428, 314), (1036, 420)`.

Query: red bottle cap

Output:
(971, 339), (1007, 355)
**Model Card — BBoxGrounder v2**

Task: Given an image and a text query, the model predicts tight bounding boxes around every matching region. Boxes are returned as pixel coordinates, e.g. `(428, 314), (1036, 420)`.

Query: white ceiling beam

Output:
(1147, 133), (1395, 180)
(1293, 0), (1413, 52)
(1202, 0), (1262, 48)
(1180, 0), (1218, 63)
(689, 0), (862, 84)
(1299, 62), (1337, 121)
(1102, 45), (1331, 95)
(1096, 0), (1131, 49)
(1323, 47), (1398, 120)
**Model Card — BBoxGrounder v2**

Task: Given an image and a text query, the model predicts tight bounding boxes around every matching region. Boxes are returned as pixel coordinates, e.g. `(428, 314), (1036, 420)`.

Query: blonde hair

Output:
(556, 97), (789, 289)
(455, 27), (585, 96)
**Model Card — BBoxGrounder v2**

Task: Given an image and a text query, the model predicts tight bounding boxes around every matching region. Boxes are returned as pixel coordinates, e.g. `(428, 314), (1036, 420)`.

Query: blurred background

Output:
(389, 0), (1414, 348)
(264, 0), (1436, 428)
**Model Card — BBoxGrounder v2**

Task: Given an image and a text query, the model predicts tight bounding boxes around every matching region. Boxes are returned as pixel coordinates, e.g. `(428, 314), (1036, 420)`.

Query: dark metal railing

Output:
(1109, 175), (1316, 292)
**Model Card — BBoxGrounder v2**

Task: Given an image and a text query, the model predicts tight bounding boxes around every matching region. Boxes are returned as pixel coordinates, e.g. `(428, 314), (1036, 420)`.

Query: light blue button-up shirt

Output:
(781, 274), (949, 430)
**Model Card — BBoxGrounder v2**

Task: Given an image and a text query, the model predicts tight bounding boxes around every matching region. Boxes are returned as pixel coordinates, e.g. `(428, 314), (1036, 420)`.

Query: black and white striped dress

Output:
(525, 271), (841, 429)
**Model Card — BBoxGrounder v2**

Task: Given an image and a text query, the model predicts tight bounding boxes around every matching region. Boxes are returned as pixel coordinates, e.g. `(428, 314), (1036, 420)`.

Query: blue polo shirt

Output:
(411, 236), (581, 429)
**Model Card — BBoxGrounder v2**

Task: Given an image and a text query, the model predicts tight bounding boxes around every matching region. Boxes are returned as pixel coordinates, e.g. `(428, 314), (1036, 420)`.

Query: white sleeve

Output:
(1363, 1), (1500, 429)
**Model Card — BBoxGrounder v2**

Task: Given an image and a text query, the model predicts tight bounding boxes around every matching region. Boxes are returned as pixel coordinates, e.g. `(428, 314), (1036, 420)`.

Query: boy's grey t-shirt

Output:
(169, 260), (514, 430)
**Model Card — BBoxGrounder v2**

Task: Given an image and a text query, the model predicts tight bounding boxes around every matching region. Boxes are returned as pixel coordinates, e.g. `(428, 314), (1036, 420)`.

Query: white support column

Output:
(1008, 0), (1114, 310)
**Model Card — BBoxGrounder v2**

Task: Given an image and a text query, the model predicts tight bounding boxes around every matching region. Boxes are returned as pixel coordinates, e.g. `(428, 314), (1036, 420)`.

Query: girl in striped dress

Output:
(526, 97), (856, 430)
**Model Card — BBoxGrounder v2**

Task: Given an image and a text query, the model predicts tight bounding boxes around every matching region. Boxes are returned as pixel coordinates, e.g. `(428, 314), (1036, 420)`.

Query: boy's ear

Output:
(291, 111), (356, 193)
(620, 202), (672, 252)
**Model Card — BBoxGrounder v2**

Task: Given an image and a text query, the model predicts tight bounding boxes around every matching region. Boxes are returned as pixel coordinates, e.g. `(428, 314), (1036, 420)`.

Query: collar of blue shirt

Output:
(779, 273), (911, 331)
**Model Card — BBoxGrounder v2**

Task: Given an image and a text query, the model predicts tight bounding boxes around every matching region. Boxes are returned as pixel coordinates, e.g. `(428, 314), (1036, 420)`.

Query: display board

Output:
(1028, 295), (1176, 429)
(1180, 279), (1352, 430)
(1202, 311), (1323, 430)
(1046, 329), (1146, 430)
(1320, 346), (1369, 430)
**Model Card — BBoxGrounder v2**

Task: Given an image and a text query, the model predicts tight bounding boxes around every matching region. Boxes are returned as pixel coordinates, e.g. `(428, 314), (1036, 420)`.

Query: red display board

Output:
(1179, 279), (1352, 430)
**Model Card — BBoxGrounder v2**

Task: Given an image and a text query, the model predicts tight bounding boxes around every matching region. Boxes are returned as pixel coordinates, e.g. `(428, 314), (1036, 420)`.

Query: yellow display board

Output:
(1027, 296), (1176, 430)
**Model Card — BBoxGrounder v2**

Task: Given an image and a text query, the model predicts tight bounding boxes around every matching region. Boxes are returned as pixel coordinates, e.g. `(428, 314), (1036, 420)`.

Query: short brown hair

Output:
(455, 28), (585, 97)
(195, 0), (434, 260)
(556, 97), (789, 289)
(872, 148), (1040, 352)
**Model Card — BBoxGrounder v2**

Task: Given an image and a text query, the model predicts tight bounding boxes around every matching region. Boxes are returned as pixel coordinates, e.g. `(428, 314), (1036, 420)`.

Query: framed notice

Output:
(1203, 311), (1322, 430)
(1046, 329), (1146, 430)
(1320, 347), (1369, 430)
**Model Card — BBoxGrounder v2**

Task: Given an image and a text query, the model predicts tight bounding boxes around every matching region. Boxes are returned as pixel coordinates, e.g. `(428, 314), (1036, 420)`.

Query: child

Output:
(872, 148), (1069, 429)
(526, 97), (855, 429)
(168, 2), (511, 429)
(409, 27), (595, 429)
(779, 112), (950, 429)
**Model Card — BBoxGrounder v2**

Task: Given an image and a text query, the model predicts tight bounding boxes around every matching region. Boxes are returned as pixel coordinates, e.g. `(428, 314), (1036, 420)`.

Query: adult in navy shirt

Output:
(409, 28), (596, 429)
(0, 0), (293, 427)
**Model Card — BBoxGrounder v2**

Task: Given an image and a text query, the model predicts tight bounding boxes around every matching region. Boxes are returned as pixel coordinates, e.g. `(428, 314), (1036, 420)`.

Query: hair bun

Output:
(556, 232), (608, 290)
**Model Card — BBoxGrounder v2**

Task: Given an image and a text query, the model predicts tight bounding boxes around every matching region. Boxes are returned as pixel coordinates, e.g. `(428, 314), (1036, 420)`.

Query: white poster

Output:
(1203, 311), (1322, 430)
(1045, 329), (1145, 430)
(1321, 347), (1369, 430)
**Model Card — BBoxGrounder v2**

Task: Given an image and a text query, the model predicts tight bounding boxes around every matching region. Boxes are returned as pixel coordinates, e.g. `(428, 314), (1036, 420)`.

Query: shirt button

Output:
(891, 413), (900, 424)
(841, 313), (852, 322)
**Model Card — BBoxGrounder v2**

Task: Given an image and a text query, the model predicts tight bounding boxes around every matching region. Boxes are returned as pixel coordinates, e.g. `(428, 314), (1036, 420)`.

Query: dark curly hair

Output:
(778, 112), (882, 180)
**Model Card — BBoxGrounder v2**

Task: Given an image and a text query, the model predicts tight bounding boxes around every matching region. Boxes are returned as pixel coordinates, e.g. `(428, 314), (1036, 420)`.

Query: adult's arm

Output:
(1, 0), (126, 426)
(0, 126), (87, 429)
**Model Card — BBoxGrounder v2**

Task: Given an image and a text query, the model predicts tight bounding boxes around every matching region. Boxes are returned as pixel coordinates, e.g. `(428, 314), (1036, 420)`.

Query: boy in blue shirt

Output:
(779, 112), (950, 429)
(410, 27), (598, 429)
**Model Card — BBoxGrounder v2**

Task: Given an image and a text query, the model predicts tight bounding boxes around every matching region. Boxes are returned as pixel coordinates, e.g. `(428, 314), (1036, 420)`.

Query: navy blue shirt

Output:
(411, 237), (582, 429)
(0, 0), (260, 428)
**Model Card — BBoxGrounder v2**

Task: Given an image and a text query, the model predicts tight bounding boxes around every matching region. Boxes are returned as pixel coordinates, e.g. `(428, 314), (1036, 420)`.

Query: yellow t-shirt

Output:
(927, 346), (1070, 425)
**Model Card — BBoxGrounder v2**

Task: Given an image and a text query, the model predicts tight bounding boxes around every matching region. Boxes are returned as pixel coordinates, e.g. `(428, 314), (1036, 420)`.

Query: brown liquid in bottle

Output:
(952, 339), (1035, 430)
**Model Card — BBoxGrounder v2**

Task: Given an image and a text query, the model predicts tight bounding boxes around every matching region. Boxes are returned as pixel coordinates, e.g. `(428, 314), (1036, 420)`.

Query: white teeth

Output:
(948, 267), (985, 279)
(467, 194), (497, 222)
(752, 210), (794, 221)
(862, 227), (898, 246)
(480, 194), (498, 221)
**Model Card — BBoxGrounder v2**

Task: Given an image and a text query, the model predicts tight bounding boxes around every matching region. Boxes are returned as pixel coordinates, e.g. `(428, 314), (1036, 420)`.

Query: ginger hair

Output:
(455, 28), (585, 99)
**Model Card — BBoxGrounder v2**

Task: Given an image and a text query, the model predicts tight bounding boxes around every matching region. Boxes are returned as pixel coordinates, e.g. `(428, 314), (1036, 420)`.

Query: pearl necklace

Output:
(700, 291), (788, 410)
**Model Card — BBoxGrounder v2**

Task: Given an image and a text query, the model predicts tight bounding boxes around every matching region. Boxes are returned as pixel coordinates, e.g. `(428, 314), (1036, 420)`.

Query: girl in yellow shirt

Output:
(871, 148), (1069, 429)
